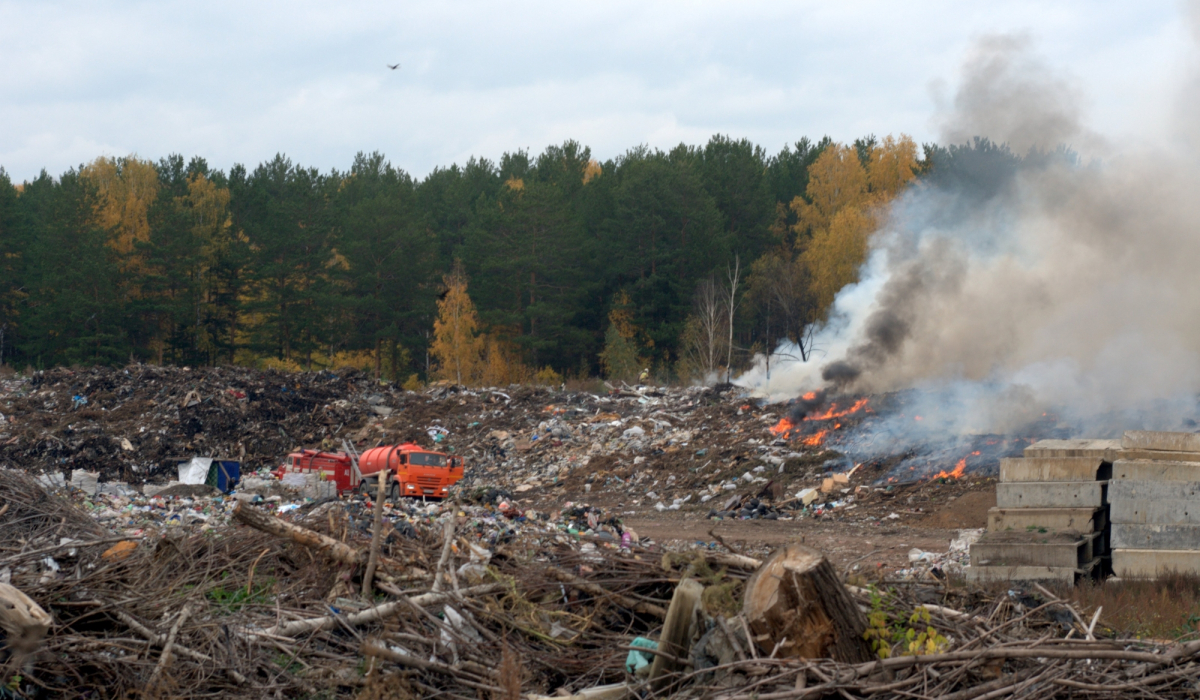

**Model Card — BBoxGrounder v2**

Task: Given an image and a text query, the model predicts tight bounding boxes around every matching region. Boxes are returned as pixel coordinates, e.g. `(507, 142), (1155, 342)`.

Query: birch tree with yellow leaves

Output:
(794, 135), (918, 320)
(430, 265), (484, 385)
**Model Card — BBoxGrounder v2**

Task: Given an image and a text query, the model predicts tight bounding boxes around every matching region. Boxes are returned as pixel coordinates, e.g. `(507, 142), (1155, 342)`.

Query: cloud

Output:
(0, 0), (1188, 181)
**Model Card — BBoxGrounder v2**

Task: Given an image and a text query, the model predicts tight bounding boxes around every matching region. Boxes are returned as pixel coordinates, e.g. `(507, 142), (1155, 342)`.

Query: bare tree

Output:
(744, 249), (820, 382)
(724, 255), (741, 383)
(679, 277), (728, 382)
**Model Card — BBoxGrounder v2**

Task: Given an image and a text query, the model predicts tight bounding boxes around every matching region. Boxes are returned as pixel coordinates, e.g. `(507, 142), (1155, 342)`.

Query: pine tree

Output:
(430, 265), (483, 385)
(599, 291), (643, 382)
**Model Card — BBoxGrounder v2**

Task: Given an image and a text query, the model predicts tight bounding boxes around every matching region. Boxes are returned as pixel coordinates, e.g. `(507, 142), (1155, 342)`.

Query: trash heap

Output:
(0, 366), (962, 526)
(5, 467), (1200, 699)
(0, 365), (376, 480)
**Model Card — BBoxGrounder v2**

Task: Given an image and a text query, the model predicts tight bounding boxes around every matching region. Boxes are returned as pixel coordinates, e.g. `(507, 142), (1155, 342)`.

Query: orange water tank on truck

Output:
(358, 442), (464, 500)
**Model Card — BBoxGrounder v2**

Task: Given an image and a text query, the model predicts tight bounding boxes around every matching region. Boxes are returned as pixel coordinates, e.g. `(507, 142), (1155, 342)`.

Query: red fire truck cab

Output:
(274, 443), (463, 499)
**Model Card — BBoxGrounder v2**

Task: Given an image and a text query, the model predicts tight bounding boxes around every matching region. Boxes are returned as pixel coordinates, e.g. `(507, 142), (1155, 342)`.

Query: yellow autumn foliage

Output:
(800, 206), (874, 316)
(792, 135), (919, 320)
(81, 156), (159, 260)
(430, 269), (484, 385)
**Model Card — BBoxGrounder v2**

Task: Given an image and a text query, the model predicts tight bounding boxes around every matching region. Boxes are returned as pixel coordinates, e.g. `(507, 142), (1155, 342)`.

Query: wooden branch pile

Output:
(5, 467), (1200, 699)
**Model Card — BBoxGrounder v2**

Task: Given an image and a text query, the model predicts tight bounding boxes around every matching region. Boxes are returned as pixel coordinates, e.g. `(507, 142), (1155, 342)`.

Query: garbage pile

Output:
(5, 468), (1200, 699)
(0, 365), (377, 481)
(0, 366), (955, 524)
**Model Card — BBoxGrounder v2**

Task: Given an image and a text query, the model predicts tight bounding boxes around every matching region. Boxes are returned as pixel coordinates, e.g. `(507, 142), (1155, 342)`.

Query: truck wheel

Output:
(389, 482), (400, 502)
(358, 480), (371, 497)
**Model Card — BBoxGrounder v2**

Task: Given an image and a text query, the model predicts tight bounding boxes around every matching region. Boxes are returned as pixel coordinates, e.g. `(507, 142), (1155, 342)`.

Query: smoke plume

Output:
(740, 28), (1200, 438)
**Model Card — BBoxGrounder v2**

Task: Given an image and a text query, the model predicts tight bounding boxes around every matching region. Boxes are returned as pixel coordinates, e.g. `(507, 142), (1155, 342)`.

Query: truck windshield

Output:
(408, 452), (446, 467)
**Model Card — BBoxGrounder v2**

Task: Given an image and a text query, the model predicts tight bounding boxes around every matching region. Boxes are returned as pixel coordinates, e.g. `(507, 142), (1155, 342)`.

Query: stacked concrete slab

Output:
(1110, 431), (1200, 579)
(968, 439), (1117, 583)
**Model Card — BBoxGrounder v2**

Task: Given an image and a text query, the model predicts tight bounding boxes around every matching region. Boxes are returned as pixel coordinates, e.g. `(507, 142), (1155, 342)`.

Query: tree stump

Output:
(742, 543), (873, 663)
(0, 582), (51, 659)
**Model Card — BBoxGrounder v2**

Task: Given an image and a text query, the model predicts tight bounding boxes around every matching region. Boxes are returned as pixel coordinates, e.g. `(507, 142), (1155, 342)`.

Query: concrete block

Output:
(987, 507), (1105, 533)
(1024, 439), (1120, 460)
(1116, 449), (1200, 464)
(1113, 460), (1200, 482)
(971, 532), (1100, 568)
(966, 558), (1098, 584)
(1109, 479), (1200, 501)
(1111, 499), (1200, 525)
(995, 481), (1107, 509)
(1112, 524), (1200, 550)
(1000, 457), (1110, 482)
(1122, 431), (1200, 453)
(1112, 549), (1200, 578)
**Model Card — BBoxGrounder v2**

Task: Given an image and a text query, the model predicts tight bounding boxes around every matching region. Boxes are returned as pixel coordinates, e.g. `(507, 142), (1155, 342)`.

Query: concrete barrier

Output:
(995, 482), (1107, 509)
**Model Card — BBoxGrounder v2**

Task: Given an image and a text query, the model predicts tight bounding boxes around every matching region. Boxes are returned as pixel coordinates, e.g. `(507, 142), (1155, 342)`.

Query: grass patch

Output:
(206, 577), (275, 614)
(1065, 573), (1200, 641)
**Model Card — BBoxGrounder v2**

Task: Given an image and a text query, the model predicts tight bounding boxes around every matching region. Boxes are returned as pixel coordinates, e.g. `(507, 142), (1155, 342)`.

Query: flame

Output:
(769, 395), (870, 447)
(933, 458), (967, 480)
(807, 397), (870, 421)
(802, 430), (828, 446)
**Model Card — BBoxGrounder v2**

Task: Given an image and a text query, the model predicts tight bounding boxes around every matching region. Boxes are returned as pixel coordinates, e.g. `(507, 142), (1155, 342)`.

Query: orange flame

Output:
(769, 395), (869, 447)
(807, 397), (870, 421)
(934, 458), (967, 480)
(802, 429), (828, 446)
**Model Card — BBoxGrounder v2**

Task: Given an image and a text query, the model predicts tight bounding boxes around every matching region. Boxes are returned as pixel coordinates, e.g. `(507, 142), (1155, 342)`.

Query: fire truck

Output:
(274, 442), (464, 499)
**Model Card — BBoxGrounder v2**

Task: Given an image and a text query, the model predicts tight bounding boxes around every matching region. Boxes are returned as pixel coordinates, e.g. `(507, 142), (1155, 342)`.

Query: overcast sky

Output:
(0, 1), (1192, 183)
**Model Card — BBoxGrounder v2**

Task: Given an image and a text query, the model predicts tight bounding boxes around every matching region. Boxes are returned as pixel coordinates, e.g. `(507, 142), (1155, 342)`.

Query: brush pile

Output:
(1, 468), (1199, 699)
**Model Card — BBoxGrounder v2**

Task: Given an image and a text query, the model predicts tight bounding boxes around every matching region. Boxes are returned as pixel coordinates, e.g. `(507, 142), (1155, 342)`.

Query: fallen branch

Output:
(362, 641), (504, 694)
(361, 475), (387, 597)
(105, 604), (247, 683)
(261, 583), (505, 637)
(232, 501), (362, 566)
(544, 565), (667, 618)
(146, 603), (191, 688)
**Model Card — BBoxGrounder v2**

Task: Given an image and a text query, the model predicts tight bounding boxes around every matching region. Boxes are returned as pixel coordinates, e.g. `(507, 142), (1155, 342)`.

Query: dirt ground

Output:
(530, 480), (998, 575)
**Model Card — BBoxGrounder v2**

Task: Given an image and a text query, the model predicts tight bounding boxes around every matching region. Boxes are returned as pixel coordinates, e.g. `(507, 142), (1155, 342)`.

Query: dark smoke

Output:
(741, 24), (1200, 443)
(785, 389), (829, 421)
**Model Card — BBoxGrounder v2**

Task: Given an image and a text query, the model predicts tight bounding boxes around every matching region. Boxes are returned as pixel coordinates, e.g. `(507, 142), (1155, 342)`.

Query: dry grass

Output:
(1066, 573), (1200, 641)
(496, 642), (522, 700)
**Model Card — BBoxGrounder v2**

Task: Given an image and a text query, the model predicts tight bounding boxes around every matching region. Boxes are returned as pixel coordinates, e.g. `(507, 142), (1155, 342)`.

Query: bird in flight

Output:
(387, 63), (401, 70)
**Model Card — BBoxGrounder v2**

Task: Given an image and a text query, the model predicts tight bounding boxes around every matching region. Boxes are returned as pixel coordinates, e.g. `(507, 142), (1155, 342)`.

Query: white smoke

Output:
(738, 28), (1200, 438)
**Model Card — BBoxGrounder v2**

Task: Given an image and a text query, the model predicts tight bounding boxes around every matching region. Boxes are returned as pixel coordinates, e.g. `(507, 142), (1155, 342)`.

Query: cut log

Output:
(232, 501), (362, 566)
(648, 578), (703, 693)
(0, 582), (51, 657)
(741, 543), (873, 663)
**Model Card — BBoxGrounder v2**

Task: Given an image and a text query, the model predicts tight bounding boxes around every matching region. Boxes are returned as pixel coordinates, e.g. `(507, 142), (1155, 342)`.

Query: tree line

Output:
(0, 135), (1021, 383)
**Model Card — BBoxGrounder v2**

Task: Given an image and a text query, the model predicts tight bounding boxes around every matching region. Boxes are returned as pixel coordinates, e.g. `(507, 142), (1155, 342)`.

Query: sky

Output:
(0, 0), (1193, 183)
